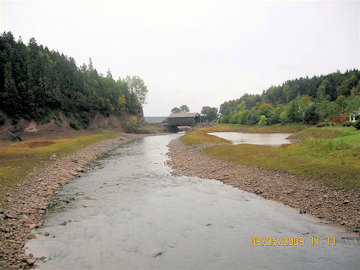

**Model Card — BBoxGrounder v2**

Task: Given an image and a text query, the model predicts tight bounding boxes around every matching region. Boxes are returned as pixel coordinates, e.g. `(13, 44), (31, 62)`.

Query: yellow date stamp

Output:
(250, 236), (336, 246)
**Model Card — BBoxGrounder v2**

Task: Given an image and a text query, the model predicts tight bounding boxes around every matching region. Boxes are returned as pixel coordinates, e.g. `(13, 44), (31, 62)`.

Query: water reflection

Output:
(209, 132), (292, 146)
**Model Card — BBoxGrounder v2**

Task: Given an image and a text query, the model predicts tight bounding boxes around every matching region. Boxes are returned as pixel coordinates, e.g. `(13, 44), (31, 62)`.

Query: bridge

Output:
(167, 112), (201, 126)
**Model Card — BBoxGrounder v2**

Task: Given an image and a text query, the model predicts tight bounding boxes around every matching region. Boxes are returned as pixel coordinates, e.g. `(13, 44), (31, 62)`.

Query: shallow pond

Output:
(209, 132), (292, 146)
(25, 135), (359, 269)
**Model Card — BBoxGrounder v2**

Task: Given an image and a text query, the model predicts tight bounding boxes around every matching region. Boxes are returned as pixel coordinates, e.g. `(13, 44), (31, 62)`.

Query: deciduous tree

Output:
(180, 104), (190, 113)
(171, 107), (181, 114)
(201, 106), (218, 121)
(124, 75), (148, 105)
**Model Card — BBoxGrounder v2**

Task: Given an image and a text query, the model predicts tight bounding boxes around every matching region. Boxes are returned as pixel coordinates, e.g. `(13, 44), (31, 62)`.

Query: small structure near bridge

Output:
(349, 109), (360, 123)
(167, 112), (201, 128)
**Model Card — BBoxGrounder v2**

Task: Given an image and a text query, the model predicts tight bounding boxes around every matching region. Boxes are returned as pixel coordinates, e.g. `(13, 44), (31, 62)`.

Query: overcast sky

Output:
(1, 0), (359, 116)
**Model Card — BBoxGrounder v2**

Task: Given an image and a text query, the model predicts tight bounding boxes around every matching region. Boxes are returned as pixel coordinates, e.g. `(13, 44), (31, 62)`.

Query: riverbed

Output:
(25, 135), (359, 269)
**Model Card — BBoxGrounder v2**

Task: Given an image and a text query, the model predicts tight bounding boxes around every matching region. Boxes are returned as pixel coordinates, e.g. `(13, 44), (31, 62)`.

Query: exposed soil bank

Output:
(0, 133), (142, 269)
(168, 139), (360, 235)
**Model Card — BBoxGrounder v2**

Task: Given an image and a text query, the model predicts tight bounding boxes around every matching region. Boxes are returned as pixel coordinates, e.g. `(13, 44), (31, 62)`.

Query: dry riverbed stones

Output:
(168, 139), (360, 235)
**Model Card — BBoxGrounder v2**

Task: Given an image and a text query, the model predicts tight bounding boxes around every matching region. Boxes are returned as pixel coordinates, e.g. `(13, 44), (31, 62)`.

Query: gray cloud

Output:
(2, 0), (359, 116)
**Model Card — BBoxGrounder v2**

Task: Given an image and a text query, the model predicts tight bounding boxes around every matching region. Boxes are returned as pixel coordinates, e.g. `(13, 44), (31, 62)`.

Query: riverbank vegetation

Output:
(181, 125), (360, 192)
(0, 130), (123, 205)
(0, 32), (147, 129)
(220, 70), (360, 126)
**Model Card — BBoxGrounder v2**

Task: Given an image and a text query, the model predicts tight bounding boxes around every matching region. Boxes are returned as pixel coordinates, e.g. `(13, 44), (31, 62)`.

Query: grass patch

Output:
(180, 128), (229, 146)
(332, 134), (360, 147)
(0, 130), (122, 207)
(289, 126), (359, 141)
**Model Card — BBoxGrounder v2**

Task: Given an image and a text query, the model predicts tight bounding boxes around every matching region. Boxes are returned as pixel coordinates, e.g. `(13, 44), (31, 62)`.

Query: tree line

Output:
(0, 32), (148, 128)
(220, 69), (360, 125)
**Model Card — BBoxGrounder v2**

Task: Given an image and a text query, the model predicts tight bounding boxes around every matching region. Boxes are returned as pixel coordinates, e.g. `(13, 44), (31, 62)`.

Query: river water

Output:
(209, 132), (292, 146)
(25, 135), (359, 269)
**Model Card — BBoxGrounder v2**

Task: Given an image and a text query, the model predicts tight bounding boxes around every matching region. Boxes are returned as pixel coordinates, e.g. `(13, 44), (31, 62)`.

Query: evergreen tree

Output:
(0, 32), (147, 128)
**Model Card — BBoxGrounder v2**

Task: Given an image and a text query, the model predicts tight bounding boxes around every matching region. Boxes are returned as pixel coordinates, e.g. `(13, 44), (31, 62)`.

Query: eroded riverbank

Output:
(168, 138), (360, 235)
(0, 133), (142, 269)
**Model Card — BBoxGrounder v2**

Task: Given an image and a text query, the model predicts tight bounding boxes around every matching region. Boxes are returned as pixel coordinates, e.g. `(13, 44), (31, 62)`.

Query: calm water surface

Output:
(209, 132), (292, 146)
(25, 135), (359, 269)
(144, 116), (166, 123)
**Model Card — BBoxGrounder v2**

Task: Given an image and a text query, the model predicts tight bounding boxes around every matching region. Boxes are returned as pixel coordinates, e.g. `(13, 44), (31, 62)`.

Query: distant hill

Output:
(220, 70), (360, 125)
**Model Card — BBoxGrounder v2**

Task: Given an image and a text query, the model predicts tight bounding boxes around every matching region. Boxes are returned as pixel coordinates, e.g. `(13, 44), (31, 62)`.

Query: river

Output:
(25, 135), (359, 269)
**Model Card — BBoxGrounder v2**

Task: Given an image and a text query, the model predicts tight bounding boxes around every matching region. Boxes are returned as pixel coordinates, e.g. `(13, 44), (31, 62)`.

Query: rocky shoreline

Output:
(168, 139), (360, 236)
(0, 133), (142, 269)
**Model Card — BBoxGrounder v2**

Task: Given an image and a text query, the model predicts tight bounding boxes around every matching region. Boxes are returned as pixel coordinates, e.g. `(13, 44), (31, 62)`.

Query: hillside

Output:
(220, 70), (360, 125)
(0, 32), (147, 140)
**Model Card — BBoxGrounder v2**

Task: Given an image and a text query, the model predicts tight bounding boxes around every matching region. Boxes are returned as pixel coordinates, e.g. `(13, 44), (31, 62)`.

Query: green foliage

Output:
(180, 105), (190, 113)
(337, 85), (350, 96)
(124, 75), (148, 105)
(201, 106), (218, 121)
(344, 96), (360, 114)
(171, 107), (181, 114)
(355, 119), (360, 130)
(316, 122), (330, 128)
(316, 85), (327, 102)
(69, 122), (80, 130)
(0, 114), (5, 125)
(279, 110), (289, 124)
(123, 116), (140, 132)
(171, 105), (190, 114)
(0, 32), (145, 127)
(258, 115), (267, 125)
(304, 104), (319, 124)
(316, 101), (341, 122)
(219, 69), (360, 126)
(342, 121), (353, 127)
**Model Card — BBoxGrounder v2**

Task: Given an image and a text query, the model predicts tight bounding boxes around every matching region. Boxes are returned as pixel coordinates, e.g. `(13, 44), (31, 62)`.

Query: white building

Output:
(349, 109), (360, 123)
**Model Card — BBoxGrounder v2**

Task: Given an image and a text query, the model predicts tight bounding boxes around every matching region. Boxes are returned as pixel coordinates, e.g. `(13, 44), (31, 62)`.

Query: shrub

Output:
(258, 115), (267, 126)
(69, 122), (80, 130)
(316, 122), (329, 128)
(123, 116), (140, 132)
(0, 114), (5, 125)
(355, 119), (360, 130)
(41, 117), (52, 124)
(342, 121), (353, 127)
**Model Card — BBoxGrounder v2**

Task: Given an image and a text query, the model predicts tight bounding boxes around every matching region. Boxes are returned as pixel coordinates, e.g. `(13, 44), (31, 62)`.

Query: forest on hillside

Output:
(220, 70), (360, 126)
(0, 32), (147, 128)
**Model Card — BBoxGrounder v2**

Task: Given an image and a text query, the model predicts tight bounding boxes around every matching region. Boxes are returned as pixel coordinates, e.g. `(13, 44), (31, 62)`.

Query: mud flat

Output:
(168, 139), (360, 236)
(0, 134), (142, 269)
